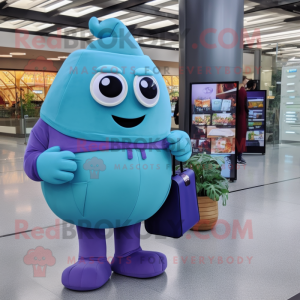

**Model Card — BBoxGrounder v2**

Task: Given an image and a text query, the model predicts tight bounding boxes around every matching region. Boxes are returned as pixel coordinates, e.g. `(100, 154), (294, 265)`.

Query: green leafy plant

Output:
(22, 91), (37, 117)
(177, 153), (229, 206)
(169, 91), (179, 100)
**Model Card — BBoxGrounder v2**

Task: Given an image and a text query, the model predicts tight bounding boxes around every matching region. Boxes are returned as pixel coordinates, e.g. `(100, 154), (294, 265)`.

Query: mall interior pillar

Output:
(179, 0), (244, 132)
(254, 48), (262, 87)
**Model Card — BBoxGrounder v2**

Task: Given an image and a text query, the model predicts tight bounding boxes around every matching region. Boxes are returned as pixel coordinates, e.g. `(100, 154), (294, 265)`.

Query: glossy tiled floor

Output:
(1, 135), (300, 300)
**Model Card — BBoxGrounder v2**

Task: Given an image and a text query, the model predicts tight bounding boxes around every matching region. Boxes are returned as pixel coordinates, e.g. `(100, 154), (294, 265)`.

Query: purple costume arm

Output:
(24, 118), (49, 181)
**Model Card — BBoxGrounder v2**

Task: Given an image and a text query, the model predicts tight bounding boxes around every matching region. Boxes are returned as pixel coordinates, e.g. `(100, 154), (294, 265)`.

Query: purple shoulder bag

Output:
(145, 156), (200, 238)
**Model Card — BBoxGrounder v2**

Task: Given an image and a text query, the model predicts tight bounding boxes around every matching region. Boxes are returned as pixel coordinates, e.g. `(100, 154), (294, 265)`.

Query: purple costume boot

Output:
(111, 223), (167, 278)
(62, 226), (111, 291)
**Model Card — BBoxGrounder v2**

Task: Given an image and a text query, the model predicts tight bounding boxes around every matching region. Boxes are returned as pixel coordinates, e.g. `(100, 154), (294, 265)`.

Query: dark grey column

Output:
(179, 0), (244, 132)
(254, 48), (262, 85)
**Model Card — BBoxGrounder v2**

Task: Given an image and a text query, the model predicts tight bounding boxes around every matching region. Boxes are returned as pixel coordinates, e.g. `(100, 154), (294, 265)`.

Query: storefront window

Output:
(0, 71), (16, 109)
(20, 71), (45, 103)
(261, 55), (280, 144)
(163, 75), (179, 128)
(44, 72), (56, 97)
(0, 70), (57, 118)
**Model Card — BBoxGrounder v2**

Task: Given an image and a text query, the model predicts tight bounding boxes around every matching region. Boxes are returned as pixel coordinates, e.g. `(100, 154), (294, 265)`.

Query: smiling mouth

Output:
(112, 115), (145, 128)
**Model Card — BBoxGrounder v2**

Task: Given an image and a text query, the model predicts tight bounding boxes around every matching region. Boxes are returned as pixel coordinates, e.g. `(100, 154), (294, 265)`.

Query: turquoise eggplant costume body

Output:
(24, 17), (192, 291)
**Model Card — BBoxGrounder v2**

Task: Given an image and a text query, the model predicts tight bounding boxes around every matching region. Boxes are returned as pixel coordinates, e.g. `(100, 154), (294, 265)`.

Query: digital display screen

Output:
(280, 65), (300, 142)
(246, 90), (266, 153)
(190, 82), (238, 180)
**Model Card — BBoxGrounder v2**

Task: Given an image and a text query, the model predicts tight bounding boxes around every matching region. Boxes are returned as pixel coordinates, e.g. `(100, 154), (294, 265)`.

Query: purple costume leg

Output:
(111, 223), (167, 278)
(62, 226), (111, 291)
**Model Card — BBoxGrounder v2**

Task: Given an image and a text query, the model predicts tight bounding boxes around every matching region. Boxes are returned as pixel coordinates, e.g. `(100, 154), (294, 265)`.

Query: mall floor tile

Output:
(1, 136), (300, 300)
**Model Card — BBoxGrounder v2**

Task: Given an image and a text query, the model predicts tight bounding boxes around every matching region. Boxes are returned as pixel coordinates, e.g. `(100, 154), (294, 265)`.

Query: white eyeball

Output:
(90, 73), (128, 107)
(133, 76), (160, 108)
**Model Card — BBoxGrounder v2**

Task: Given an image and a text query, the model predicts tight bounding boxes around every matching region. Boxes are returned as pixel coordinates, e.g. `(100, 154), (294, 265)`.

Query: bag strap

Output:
(172, 156), (184, 176)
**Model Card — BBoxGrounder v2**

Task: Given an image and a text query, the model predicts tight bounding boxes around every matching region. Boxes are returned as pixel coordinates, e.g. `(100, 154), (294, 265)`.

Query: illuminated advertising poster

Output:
(246, 90), (267, 154)
(190, 82), (238, 180)
(280, 66), (300, 142)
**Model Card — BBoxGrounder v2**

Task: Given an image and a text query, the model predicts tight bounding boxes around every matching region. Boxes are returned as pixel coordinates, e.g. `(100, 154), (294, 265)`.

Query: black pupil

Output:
(139, 77), (157, 99)
(99, 76), (122, 98)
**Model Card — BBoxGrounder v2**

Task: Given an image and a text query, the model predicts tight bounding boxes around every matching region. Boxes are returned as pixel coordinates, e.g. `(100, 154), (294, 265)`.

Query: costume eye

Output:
(133, 76), (160, 107)
(90, 73), (128, 107)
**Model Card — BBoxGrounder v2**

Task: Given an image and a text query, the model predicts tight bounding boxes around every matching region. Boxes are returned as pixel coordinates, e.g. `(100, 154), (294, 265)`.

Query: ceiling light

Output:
(47, 58), (60, 61)
(244, 6), (254, 12)
(10, 52), (26, 55)
(160, 4), (179, 14)
(277, 48), (300, 54)
(288, 57), (300, 61)
(278, 39), (300, 44)
(0, 19), (26, 29)
(169, 28), (179, 33)
(141, 20), (176, 29)
(61, 6), (101, 17)
(245, 26), (282, 35)
(260, 29), (300, 39)
(121, 15), (142, 23)
(146, 0), (170, 6)
(245, 17), (285, 26)
(123, 16), (155, 26)
(58, 56), (68, 59)
(268, 49), (300, 55)
(21, 22), (55, 32)
(98, 11), (128, 21)
(163, 4), (179, 10)
(0, 55), (12, 57)
(244, 14), (274, 22)
(259, 34), (300, 43)
(37, 0), (72, 12)
(49, 26), (76, 35)
(280, 47), (297, 50)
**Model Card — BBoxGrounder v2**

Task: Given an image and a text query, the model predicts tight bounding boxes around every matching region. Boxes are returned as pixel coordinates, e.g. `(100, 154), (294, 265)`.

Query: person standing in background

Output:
(174, 97), (179, 125)
(236, 76), (249, 165)
(246, 79), (257, 91)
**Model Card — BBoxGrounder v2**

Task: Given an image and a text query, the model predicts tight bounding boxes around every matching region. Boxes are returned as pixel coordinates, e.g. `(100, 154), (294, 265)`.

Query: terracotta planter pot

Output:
(191, 196), (218, 231)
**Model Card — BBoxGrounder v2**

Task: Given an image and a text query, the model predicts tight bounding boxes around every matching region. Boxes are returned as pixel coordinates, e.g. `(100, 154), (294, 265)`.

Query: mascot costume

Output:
(24, 17), (191, 291)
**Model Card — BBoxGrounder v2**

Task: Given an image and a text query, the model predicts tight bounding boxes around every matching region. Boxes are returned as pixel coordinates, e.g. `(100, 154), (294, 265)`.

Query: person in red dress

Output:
(236, 76), (249, 164)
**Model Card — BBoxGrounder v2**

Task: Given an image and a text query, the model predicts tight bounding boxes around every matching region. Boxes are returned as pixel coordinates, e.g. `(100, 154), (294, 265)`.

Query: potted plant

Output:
(178, 153), (229, 231)
(22, 91), (38, 117)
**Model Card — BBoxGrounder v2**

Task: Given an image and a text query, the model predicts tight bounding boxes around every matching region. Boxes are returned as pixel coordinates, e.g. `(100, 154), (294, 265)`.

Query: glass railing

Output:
(0, 107), (41, 119)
